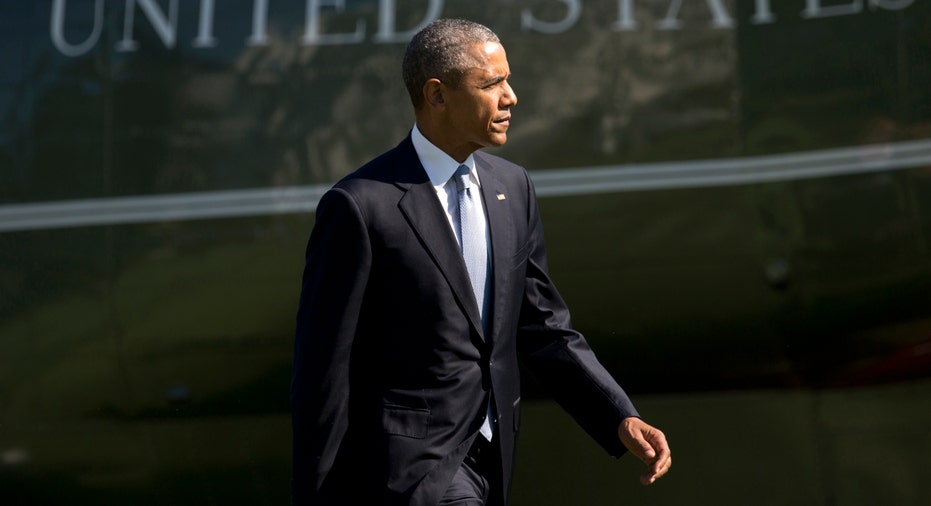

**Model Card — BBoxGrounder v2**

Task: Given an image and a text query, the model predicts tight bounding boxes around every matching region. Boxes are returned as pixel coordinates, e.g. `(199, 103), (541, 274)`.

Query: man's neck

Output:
(415, 118), (474, 163)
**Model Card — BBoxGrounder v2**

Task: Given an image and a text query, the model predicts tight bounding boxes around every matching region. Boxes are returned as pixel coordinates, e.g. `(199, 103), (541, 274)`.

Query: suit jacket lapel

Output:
(394, 139), (486, 341)
(476, 157), (513, 347)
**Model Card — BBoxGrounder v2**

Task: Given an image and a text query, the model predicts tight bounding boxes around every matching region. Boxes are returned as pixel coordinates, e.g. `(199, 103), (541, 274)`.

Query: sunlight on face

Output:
(441, 42), (518, 161)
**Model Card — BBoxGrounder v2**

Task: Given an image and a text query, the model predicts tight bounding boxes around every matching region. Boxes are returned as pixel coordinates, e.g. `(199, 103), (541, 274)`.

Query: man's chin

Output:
(487, 133), (508, 147)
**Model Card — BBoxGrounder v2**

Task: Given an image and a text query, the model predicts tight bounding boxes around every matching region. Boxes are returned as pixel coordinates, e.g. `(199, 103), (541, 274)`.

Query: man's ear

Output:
(423, 78), (445, 110)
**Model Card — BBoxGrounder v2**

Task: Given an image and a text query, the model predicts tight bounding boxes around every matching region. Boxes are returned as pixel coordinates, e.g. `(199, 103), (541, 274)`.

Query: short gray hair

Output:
(402, 19), (500, 109)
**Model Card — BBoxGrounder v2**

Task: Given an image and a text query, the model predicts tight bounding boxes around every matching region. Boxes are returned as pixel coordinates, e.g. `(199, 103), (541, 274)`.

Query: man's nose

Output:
(503, 81), (517, 107)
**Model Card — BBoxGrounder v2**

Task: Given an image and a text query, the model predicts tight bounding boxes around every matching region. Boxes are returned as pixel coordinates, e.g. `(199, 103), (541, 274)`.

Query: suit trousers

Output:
(439, 436), (503, 506)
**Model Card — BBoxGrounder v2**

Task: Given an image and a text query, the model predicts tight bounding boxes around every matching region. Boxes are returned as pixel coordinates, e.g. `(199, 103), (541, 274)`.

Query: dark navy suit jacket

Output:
(291, 135), (638, 505)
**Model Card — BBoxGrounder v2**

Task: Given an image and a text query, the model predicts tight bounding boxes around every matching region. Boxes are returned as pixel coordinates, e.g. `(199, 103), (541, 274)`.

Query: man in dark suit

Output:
(292, 18), (671, 506)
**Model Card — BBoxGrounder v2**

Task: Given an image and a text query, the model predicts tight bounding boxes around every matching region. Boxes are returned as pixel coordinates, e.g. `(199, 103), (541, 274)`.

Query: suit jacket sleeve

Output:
(514, 172), (638, 458)
(291, 187), (371, 502)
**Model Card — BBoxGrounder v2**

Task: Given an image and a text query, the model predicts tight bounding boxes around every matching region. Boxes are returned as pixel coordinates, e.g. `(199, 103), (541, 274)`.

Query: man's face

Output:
(441, 42), (517, 159)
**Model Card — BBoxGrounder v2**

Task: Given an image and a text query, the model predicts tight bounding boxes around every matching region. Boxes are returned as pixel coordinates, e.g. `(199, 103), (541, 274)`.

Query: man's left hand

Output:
(618, 417), (672, 485)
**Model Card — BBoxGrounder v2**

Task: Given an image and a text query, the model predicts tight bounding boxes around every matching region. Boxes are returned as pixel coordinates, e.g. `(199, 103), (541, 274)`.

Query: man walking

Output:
(291, 18), (671, 506)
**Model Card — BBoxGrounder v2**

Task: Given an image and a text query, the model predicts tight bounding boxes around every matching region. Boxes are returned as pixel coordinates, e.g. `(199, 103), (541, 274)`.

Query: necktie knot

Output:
(454, 164), (471, 192)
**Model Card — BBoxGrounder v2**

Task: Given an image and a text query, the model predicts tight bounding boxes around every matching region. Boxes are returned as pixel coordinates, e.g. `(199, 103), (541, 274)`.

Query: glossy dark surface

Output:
(2, 1), (930, 504)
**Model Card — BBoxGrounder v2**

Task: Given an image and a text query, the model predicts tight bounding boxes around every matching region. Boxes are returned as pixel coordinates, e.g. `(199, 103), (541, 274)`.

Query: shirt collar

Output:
(411, 123), (478, 188)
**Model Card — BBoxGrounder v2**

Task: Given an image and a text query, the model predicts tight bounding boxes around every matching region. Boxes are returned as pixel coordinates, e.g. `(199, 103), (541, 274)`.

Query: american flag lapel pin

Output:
(497, 193), (506, 201)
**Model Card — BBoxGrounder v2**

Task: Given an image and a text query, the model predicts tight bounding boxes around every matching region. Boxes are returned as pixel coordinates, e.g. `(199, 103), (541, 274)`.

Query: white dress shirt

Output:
(410, 124), (488, 250)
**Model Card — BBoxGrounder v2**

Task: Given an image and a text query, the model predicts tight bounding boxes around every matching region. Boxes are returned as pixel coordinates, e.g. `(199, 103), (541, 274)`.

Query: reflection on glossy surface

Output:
(1, 1), (930, 504)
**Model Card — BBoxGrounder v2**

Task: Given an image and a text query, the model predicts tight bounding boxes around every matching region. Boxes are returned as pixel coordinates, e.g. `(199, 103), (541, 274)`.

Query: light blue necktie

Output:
(454, 164), (494, 441)
(454, 165), (488, 322)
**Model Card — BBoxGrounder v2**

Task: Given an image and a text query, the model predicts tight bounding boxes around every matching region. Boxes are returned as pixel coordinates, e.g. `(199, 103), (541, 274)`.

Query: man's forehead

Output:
(475, 40), (503, 56)
(463, 42), (509, 76)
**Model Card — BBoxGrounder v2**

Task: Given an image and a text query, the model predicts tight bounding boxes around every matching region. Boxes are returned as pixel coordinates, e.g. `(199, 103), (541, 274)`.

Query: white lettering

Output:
(193, 0), (217, 48)
(117, 0), (179, 52)
(374, 0), (444, 43)
(659, 0), (734, 30)
(521, 0), (582, 34)
(246, 0), (270, 46)
(751, 0), (776, 24)
(47, 0), (921, 56)
(612, 0), (637, 31)
(50, 0), (104, 57)
(802, 0), (862, 19)
(303, 0), (365, 45)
